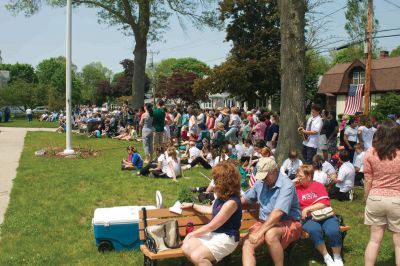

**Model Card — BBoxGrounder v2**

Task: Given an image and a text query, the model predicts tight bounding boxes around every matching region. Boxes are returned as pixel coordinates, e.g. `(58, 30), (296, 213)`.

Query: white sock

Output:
(333, 254), (342, 261)
(324, 253), (333, 261)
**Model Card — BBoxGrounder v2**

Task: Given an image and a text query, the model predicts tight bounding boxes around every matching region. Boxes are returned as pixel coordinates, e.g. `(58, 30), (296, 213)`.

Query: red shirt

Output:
(296, 181), (330, 211)
(247, 115), (254, 127)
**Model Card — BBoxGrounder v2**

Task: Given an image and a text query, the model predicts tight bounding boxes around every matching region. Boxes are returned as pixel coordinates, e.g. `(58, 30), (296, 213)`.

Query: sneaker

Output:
(182, 165), (191, 170)
(348, 190), (354, 201)
(324, 257), (336, 266)
(149, 173), (155, 178)
(334, 258), (344, 266)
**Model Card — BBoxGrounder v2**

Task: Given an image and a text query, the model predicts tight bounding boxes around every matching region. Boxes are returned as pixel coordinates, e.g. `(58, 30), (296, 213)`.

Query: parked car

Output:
(32, 106), (49, 114)
(9, 106), (25, 114)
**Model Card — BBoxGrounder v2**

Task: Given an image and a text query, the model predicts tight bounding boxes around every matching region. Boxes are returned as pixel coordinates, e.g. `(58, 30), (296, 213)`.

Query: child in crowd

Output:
(181, 126), (190, 142)
(240, 139), (254, 163)
(182, 141), (201, 165)
(240, 119), (251, 142)
(165, 147), (181, 182)
(280, 150), (303, 180)
(139, 147), (166, 177)
(329, 150), (355, 201)
(312, 154), (329, 185)
(122, 145), (143, 170)
(89, 124), (102, 138)
(353, 143), (365, 186)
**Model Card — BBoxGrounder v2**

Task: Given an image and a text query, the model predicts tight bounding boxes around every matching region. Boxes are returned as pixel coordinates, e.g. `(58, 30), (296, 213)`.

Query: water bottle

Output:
(186, 221), (194, 235)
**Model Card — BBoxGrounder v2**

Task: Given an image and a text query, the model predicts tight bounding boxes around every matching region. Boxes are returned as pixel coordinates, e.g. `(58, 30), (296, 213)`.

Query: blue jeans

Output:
(302, 216), (342, 248)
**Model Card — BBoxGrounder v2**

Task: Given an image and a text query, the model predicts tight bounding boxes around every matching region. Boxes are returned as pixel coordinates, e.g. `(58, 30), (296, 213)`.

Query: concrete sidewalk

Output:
(0, 127), (55, 225)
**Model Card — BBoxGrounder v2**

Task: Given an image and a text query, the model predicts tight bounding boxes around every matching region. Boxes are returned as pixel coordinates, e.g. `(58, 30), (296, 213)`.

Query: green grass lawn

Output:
(0, 118), (58, 128)
(0, 132), (396, 265)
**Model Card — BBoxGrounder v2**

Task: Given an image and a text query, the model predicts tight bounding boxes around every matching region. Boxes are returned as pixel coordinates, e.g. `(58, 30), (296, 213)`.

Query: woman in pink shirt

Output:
(364, 120), (400, 266)
(252, 115), (267, 141)
(295, 165), (344, 266)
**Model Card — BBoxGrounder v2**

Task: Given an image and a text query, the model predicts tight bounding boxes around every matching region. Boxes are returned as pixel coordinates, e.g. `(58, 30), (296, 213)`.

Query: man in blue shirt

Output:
(241, 157), (301, 266)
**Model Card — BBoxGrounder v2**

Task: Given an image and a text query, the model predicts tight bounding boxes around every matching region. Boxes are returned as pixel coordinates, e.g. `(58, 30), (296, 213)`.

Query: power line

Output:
(376, 27), (400, 33)
(373, 34), (400, 39)
(312, 5), (347, 23)
(383, 0), (400, 9)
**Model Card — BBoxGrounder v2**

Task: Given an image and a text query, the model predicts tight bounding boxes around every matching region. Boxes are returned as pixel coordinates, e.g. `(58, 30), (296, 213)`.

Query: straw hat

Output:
(216, 122), (225, 131)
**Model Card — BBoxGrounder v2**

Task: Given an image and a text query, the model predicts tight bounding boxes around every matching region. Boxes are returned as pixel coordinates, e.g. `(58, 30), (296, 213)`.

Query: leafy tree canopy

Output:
(195, 0), (280, 107)
(0, 63), (37, 83)
(390, 46), (400, 57)
(305, 50), (330, 106)
(80, 62), (112, 104)
(156, 69), (206, 104)
(154, 58), (209, 79)
(370, 92), (400, 121)
(0, 79), (38, 109)
(330, 45), (364, 65)
(36, 56), (81, 107)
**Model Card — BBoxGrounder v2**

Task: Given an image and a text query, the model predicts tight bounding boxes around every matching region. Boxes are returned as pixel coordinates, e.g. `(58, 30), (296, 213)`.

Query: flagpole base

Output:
(62, 149), (75, 155)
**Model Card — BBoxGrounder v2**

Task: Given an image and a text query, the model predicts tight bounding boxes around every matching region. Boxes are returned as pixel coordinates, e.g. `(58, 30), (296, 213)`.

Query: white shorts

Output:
(198, 232), (238, 262)
(319, 134), (328, 150)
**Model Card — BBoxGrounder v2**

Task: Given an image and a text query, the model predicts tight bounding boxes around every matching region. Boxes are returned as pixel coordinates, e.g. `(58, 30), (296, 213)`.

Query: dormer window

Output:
(352, 69), (365, 85)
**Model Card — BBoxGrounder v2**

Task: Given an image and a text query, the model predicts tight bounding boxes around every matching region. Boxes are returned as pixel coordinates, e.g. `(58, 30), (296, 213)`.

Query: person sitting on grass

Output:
(165, 146), (181, 182)
(183, 138), (213, 170)
(139, 147), (166, 177)
(89, 125), (102, 138)
(280, 150), (303, 180)
(312, 155), (329, 186)
(295, 165), (344, 266)
(55, 117), (66, 133)
(181, 141), (201, 165)
(181, 161), (242, 265)
(329, 150), (355, 201)
(121, 145), (143, 171)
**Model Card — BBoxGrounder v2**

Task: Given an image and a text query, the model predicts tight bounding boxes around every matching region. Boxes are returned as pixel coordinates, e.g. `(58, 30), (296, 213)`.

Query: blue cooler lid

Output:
(92, 206), (155, 226)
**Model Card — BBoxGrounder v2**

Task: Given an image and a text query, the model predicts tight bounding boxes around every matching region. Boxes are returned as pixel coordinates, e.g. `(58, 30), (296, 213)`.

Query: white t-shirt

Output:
(214, 154), (229, 165)
(280, 158), (303, 176)
(243, 145), (254, 157)
(166, 157), (180, 178)
(353, 151), (365, 173)
(157, 154), (169, 174)
(322, 161), (336, 177)
(188, 146), (201, 163)
(197, 113), (205, 124)
(303, 115), (323, 148)
(345, 126), (358, 142)
(26, 108), (32, 115)
(235, 144), (245, 158)
(313, 170), (329, 185)
(336, 161), (355, 192)
(230, 114), (241, 128)
(357, 126), (377, 150)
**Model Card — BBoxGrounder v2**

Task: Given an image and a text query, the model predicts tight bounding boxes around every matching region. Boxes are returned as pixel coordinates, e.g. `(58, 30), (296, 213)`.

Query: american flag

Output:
(343, 84), (364, 115)
(248, 168), (257, 188)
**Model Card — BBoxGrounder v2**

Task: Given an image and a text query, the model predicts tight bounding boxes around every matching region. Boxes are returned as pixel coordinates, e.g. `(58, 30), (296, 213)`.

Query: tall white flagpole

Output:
(64, 0), (74, 154)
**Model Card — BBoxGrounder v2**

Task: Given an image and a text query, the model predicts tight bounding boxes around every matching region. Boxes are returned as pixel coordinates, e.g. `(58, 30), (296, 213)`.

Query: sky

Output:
(0, 1), (399, 74)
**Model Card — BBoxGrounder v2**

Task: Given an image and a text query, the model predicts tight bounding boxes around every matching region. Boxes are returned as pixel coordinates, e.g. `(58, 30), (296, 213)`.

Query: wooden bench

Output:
(139, 207), (351, 266)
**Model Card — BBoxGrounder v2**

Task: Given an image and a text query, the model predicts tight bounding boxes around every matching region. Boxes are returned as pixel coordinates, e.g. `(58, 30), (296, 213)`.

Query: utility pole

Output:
(364, 0), (373, 115)
(148, 50), (159, 104)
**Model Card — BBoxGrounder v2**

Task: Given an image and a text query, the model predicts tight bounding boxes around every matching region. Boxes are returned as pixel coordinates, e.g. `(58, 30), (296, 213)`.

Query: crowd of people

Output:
(23, 100), (399, 266)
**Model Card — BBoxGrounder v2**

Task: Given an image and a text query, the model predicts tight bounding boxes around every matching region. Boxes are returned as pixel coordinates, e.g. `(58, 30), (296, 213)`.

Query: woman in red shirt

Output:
(295, 165), (343, 266)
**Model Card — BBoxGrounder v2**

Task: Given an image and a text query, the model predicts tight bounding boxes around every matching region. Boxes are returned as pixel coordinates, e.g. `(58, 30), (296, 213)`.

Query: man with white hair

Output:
(241, 158), (301, 266)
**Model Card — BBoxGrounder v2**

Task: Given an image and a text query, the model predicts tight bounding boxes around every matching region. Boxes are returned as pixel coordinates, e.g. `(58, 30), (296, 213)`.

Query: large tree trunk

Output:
(275, 0), (306, 164)
(131, 38), (147, 109)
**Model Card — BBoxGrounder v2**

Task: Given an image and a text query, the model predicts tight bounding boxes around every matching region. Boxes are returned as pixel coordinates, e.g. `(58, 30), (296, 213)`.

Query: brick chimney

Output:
(379, 50), (389, 59)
